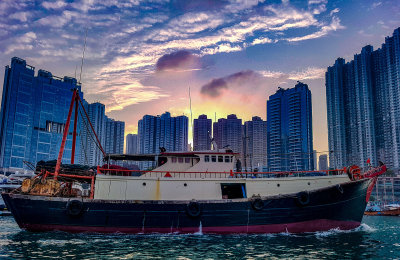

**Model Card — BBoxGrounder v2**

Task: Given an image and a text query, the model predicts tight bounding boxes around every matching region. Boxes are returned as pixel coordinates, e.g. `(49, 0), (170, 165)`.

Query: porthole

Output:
(142, 182), (146, 186)
(184, 183), (187, 187)
(308, 182), (310, 185)
(277, 183), (280, 187)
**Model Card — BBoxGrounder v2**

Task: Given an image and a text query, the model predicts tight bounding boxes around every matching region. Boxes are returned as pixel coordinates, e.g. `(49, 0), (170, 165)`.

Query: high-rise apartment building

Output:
(243, 116), (267, 170)
(0, 57), (82, 172)
(193, 114), (212, 151)
(138, 112), (188, 168)
(138, 112), (188, 169)
(105, 117), (125, 155)
(267, 82), (314, 172)
(213, 114), (243, 159)
(126, 134), (139, 154)
(326, 27), (400, 169)
(319, 154), (328, 171)
(81, 102), (106, 167)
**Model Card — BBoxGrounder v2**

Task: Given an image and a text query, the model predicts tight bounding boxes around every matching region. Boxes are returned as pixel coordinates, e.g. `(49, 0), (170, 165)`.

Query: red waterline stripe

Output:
(21, 219), (360, 234)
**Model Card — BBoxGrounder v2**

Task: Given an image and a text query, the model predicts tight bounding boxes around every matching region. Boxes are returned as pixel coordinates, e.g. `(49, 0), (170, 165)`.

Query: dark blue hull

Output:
(2, 179), (372, 234)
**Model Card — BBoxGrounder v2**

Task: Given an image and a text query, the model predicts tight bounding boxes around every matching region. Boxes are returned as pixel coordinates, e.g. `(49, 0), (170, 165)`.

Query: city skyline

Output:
(0, 0), (400, 154)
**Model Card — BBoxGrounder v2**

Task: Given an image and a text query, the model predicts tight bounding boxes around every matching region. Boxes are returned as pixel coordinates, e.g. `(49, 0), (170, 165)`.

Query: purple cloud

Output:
(156, 50), (201, 72)
(201, 70), (259, 98)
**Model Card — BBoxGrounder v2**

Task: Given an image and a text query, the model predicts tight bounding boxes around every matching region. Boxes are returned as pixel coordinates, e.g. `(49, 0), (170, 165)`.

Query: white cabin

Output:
(93, 150), (350, 201)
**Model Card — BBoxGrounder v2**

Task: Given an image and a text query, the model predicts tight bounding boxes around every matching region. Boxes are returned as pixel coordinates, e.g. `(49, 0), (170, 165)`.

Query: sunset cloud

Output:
(155, 50), (202, 72)
(201, 70), (261, 98)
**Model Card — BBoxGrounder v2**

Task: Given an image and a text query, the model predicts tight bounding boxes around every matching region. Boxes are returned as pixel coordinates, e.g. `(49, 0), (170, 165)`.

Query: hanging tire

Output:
(66, 200), (84, 217)
(251, 198), (264, 211)
(186, 201), (202, 218)
(296, 191), (310, 207)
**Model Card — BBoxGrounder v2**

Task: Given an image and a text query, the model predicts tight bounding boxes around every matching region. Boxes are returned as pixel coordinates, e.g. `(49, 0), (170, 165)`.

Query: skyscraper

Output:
(0, 57), (82, 172)
(213, 114), (242, 157)
(319, 154), (328, 171)
(326, 27), (400, 169)
(126, 134), (139, 154)
(84, 102), (106, 167)
(138, 112), (188, 168)
(267, 82), (314, 172)
(105, 117), (125, 155)
(193, 114), (212, 151)
(243, 116), (267, 170)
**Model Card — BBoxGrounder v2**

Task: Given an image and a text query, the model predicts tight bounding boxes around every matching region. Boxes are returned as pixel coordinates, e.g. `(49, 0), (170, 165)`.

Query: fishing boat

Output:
(1, 90), (388, 234)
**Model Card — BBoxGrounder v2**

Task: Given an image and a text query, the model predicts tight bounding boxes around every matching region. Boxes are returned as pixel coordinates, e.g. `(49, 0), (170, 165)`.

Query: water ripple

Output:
(0, 216), (399, 259)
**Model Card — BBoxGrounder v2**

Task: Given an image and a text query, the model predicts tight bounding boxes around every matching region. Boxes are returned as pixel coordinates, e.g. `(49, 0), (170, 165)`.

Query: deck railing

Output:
(96, 167), (345, 179)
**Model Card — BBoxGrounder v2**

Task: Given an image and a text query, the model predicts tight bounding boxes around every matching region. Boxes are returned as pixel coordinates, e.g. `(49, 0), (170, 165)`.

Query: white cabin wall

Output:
(94, 174), (350, 201)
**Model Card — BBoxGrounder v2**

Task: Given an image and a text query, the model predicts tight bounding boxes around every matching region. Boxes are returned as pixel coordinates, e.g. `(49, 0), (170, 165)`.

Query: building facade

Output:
(0, 57), (82, 173)
(243, 116), (267, 170)
(319, 154), (328, 171)
(126, 134), (139, 154)
(193, 114), (212, 151)
(326, 27), (400, 169)
(105, 116), (125, 155)
(267, 82), (314, 172)
(138, 112), (188, 169)
(213, 114), (242, 157)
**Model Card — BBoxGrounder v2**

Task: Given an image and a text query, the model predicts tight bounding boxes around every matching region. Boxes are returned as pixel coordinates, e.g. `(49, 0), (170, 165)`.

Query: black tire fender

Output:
(66, 200), (84, 217)
(296, 191), (310, 207)
(251, 198), (264, 211)
(186, 201), (202, 218)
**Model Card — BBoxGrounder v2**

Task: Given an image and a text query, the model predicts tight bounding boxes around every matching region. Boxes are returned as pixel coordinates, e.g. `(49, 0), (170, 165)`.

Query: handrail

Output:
(97, 167), (345, 178)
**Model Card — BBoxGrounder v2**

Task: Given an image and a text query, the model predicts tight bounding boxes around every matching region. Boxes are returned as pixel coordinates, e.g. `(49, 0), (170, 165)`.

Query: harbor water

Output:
(0, 216), (399, 259)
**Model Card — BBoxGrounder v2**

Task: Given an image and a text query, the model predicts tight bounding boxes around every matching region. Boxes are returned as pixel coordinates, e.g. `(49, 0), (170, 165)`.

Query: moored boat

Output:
(365, 204), (400, 216)
(0, 89), (388, 234)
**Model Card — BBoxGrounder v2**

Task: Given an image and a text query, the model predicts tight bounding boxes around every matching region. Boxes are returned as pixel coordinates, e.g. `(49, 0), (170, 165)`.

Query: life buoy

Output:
(251, 198), (264, 210)
(66, 200), (84, 217)
(347, 165), (362, 181)
(186, 201), (202, 218)
(296, 191), (310, 207)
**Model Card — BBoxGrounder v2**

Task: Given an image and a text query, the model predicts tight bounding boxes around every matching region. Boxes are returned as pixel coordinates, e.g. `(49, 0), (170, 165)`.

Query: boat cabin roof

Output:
(104, 149), (238, 162)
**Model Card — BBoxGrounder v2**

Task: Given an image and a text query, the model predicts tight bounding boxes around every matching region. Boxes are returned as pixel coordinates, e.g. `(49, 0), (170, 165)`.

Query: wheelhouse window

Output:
(205, 155), (210, 162)
(211, 155), (216, 162)
(218, 156), (223, 162)
(171, 157), (177, 163)
(225, 156), (230, 163)
(178, 158), (184, 163)
(185, 158), (190, 163)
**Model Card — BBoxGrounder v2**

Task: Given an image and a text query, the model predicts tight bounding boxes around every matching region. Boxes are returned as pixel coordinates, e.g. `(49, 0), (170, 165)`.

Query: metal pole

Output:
(71, 94), (79, 164)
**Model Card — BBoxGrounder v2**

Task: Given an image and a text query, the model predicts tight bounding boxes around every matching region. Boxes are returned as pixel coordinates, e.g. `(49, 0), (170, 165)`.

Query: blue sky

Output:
(0, 0), (399, 153)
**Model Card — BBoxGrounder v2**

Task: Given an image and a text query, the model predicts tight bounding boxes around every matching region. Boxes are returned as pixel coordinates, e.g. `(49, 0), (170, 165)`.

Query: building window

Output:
(205, 155), (210, 162)
(225, 156), (230, 163)
(46, 121), (65, 134)
(178, 158), (183, 163)
(185, 158), (190, 163)
(211, 155), (216, 162)
(218, 156), (223, 162)
(171, 157), (177, 163)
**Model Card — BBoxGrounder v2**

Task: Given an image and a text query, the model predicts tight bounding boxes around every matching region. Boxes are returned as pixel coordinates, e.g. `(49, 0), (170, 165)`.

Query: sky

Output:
(0, 0), (400, 153)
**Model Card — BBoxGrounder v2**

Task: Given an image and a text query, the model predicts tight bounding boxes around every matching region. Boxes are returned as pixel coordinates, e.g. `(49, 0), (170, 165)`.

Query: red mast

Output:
(53, 89), (106, 180)
(54, 89), (77, 179)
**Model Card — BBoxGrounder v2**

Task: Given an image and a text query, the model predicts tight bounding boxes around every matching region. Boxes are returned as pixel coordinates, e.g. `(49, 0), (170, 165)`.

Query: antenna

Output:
(189, 86), (193, 131)
(79, 28), (88, 85)
(74, 64), (78, 79)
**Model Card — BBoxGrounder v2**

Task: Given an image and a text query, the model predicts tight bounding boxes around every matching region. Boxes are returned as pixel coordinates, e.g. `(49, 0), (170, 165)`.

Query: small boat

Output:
(365, 204), (400, 216)
(1, 90), (388, 234)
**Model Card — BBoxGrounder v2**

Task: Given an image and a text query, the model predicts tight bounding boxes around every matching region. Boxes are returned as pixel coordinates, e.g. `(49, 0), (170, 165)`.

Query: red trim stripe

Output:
(21, 219), (360, 234)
